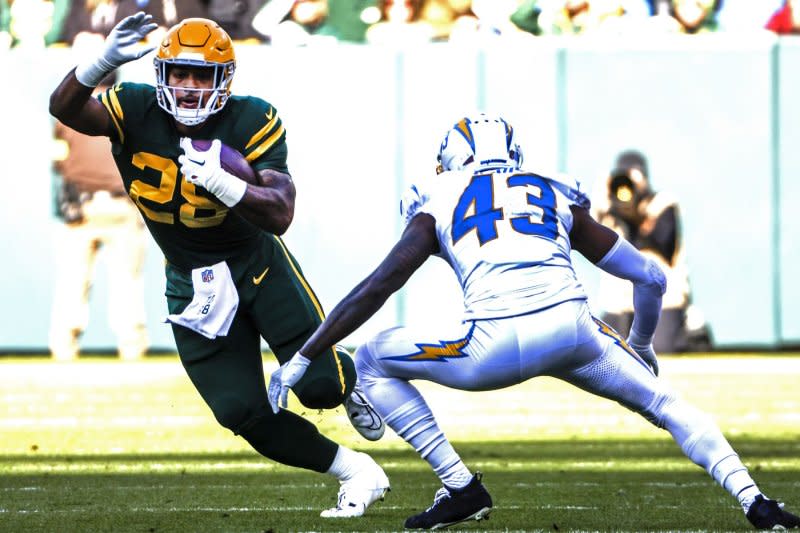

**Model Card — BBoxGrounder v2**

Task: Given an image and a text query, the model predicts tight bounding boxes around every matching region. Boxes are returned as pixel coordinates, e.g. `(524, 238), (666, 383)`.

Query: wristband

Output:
(212, 171), (248, 208)
(627, 328), (652, 350)
(75, 56), (116, 88)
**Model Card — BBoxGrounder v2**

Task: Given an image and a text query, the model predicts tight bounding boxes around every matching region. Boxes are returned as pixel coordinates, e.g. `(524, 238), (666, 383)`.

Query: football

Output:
(190, 139), (260, 185)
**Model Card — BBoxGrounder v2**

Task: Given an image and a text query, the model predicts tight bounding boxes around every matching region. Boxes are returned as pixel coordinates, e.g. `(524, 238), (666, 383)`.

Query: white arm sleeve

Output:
(596, 237), (666, 343)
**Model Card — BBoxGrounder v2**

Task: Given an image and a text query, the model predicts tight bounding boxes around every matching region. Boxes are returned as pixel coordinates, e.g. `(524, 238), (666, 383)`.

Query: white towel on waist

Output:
(165, 261), (239, 339)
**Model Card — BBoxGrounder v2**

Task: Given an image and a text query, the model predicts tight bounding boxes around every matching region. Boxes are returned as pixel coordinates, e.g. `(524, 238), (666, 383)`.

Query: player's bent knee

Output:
(335, 346), (357, 394)
(294, 377), (347, 409)
(638, 388), (676, 427)
(207, 393), (258, 433)
(355, 343), (382, 380)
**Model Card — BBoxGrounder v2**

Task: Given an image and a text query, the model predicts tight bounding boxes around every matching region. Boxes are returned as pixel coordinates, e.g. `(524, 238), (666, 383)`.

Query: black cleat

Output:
(747, 495), (800, 529)
(404, 472), (493, 530)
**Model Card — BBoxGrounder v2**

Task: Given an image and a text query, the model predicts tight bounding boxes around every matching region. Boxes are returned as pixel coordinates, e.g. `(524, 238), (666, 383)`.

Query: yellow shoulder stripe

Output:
(245, 124), (285, 163)
(99, 93), (124, 143)
(108, 87), (124, 122)
(245, 112), (279, 150)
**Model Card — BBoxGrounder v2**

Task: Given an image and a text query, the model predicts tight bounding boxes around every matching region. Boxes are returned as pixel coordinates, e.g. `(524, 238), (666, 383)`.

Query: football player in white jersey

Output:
(267, 114), (800, 531)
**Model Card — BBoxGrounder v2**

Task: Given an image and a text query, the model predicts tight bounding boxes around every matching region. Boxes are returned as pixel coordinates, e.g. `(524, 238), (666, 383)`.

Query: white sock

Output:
(355, 368), (473, 489)
(711, 454), (761, 511)
(325, 446), (364, 482)
(658, 398), (762, 513)
(384, 396), (473, 489)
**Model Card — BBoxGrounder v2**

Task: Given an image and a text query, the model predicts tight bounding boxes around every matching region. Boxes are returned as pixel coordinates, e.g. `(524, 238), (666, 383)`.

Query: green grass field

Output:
(1, 354), (798, 532)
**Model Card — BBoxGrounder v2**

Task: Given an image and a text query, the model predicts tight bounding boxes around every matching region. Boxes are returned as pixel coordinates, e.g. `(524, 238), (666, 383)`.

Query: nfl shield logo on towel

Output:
(201, 269), (214, 283)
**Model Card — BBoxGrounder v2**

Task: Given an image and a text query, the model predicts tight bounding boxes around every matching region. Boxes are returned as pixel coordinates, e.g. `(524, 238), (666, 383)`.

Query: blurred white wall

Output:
(1, 35), (797, 352)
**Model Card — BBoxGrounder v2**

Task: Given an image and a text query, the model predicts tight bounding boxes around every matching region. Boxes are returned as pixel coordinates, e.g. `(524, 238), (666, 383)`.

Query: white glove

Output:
(627, 330), (659, 376)
(178, 138), (248, 207)
(268, 352), (312, 414)
(75, 12), (159, 87)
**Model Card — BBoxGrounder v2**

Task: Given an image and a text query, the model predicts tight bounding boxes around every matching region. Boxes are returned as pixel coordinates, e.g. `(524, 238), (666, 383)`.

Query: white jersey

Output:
(400, 166), (591, 320)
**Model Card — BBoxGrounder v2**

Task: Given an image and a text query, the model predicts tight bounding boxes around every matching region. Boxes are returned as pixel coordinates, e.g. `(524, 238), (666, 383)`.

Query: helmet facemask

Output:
(155, 60), (235, 126)
(437, 114), (523, 174)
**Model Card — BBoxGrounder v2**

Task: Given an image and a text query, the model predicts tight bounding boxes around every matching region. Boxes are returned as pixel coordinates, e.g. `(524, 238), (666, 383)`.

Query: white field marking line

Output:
(6, 481), (798, 493)
(0, 416), (205, 428)
(0, 504), (598, 514)
(2, 357), (798, 387)
(0, 361), (189, 386)
(1, 483), (331, 491)
(510, 481), (730, 488)
(516, 479), (800, 487)
(6, 481), (796, 493)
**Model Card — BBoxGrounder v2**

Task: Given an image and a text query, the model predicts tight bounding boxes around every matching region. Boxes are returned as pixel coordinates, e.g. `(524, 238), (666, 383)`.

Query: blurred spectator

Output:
(591, 150), (712, 353)
(59, 0), (208, 46)
(647, 0), (721, 33)
(252, 0), (331, 45)
(424, 0), (482, 41)
(49, 74), (149, 361)
(412, 0), (460, 41)
(365, 0), (435, 44)
(0, 0), (67, 48)
(766, 0), (800, 34)
(208, 0), (267, 40)
(537, 0), (651, 35)
(510, 0), (543, 35)
(0, 0), (12, 49)
(469, 0), (526, 36)
(252, 0), (378, 45)
(716, 0), (780, 33)
(317, 0), (380, 42)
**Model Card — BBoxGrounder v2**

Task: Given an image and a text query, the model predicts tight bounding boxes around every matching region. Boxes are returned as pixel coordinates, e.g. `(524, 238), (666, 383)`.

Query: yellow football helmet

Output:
(154, 18), (235, 126)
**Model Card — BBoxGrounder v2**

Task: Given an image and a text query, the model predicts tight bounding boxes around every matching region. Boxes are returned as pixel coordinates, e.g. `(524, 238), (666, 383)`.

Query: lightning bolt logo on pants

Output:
(592, 316), (641, 361)
(384, 323), (475, 363)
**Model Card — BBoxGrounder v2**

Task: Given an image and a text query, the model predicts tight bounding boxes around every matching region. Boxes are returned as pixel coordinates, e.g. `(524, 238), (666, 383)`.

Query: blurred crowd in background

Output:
(2, 0), (785, 357)
(0, 0), (798, 50)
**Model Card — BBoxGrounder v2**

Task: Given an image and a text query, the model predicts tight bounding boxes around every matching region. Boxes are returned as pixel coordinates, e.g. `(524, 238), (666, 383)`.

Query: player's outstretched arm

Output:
(570, 205), (665, 375)
(302, 212), (439, 356)
(49, 12), (157, 135)
(268, 213), (439, 413)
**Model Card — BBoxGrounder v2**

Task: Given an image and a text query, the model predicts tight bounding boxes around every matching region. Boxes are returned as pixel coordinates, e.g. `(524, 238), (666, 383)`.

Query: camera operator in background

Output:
(592, 149), (712, 353)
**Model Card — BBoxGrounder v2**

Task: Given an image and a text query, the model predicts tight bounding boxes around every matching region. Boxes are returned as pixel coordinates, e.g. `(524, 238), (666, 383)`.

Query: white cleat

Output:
(320, 453), (390, 518)
(344, 383), (385, 441)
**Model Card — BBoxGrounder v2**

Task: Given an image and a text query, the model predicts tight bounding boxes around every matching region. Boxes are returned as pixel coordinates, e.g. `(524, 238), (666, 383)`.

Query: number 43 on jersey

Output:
(452, 173), (559, 246)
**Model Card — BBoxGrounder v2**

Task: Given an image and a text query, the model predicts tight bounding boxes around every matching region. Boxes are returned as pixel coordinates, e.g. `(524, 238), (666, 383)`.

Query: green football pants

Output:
(165, 235), (356, 472)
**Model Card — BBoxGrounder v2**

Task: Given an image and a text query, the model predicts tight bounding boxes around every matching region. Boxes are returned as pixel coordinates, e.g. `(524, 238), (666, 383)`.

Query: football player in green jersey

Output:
(49, 12), (389, 518)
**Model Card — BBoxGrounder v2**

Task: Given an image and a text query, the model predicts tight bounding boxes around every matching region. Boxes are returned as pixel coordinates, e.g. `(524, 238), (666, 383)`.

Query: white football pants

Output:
(49, 193), (149, 361)
(356, 299), (756, 502)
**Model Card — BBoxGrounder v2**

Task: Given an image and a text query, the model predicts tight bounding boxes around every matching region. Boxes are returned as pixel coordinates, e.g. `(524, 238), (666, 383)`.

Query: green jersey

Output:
(98, 82), (288, 270)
